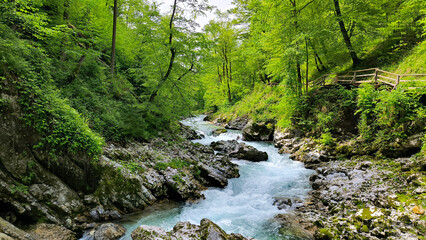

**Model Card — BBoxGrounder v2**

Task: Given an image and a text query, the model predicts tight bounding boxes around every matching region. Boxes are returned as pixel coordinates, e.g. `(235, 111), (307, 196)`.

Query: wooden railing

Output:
(311, 68), (426, 90)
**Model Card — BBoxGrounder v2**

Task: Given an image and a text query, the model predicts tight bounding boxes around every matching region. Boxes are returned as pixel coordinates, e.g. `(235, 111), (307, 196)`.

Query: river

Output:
(119, 115), (314, 239)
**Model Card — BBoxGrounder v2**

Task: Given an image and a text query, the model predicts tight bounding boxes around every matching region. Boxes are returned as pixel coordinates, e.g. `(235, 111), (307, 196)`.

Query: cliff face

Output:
(0, 93), (100, 227)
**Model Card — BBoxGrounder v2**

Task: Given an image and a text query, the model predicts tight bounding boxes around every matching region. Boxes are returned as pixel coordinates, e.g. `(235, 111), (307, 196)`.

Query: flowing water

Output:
(119, 115), (314, 239)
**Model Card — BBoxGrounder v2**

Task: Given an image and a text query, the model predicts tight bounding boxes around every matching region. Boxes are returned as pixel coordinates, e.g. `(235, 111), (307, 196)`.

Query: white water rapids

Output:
(119, 115), (314, 239)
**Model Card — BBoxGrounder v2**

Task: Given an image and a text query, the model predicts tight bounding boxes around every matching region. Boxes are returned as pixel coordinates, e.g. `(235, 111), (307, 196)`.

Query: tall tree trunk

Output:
(222, 63), (226, 82)
(225, 57), (232, 103)
(226, 78), (232, 102)
(296, 62), (302, 95)
(290, 0), (302, 95)
(305, 38), (309, 93)
(229, 60), (232, 82)
(110, 0), (118, 76)
(217, 65), (222, 83)
(63, 0), (70, 20)
(333, 0), (360, 66)
(348, 20), (356, 39)
(149, 0), (177, 102)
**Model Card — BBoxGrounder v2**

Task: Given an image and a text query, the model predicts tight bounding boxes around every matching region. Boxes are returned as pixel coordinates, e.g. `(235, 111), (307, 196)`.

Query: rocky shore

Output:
(274, 130), (426, 240)
(212, 115), (425, 239)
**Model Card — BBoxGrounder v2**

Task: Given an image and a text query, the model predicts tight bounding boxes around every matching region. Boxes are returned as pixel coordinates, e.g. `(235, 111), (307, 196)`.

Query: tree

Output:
(333, 0), (360, 66)
(111, 0), (118, 76)
(148, 0), (178, 102)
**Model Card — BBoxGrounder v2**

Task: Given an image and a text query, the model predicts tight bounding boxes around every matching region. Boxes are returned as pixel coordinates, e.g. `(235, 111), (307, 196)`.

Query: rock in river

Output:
(212, 128), (228, 136)
(225, 117), (249, 130)
(82, 223), (126, 240)
(211, 140), (268, 162)
(131, 218), (254, 240)
(242, 120), (275, 141)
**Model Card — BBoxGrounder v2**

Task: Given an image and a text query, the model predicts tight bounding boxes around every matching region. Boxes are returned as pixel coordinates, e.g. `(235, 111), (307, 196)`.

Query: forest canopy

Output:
(0, 0), (425, 154)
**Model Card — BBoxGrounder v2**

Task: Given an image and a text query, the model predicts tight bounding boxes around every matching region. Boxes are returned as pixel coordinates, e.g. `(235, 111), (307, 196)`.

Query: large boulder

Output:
(211, 140), (240, 153)
(179, 123), (203, 140)
(229, 144), (268, 162)
(273, 128), (302, 148)
(242, 120), (275, 141)
(212, 128), (228, 137)
(131, 218), (254, 240)
(28, 223), (77, 240)
(211, 140), (268, 162)
(98, 140), (240, 210)
(0, 217), (34, 240)
(94, 223), (126, 240)
(275, 214), (315, 240)
(382, 133), (424, 157)
(81, 223), (126, 240)
(225, 117), (249, 130)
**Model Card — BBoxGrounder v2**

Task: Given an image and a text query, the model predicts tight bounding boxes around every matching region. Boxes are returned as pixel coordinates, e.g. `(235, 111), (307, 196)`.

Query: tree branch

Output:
(297, 0), (315, 14)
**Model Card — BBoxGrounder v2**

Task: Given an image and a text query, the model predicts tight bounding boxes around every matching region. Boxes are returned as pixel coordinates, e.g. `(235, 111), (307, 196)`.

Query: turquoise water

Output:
(119, 116), (314, 239)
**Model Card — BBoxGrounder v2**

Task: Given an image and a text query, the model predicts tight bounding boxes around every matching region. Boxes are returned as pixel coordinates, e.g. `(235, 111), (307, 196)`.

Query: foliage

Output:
(0, 23), (104, 156)
(293, 85), (358, 136)
(0, 0), (425, 158)
(356, 84), (379, 141)
(0, 0), (213, 155)
(320, 132), (335, 146)
(10, 183), (29, 194)
(214, 83), (299, 129)
(356, 84), (425, 145)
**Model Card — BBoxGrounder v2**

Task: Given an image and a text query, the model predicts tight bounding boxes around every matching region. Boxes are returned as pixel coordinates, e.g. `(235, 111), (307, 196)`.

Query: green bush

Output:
(356, 83), (425, 144)
(19, 82), (104, 156)
(356, 84), (378, 141)
(320, 132), (335, 146)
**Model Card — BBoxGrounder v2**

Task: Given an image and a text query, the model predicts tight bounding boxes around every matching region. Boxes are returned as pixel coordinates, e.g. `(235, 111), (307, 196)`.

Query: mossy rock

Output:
(361, 224), (369, 233)
(355, 207), (383, 222)
(314, 228), (336, 240)
(398, 215), (412, 224)
(212, 128), (228, 136)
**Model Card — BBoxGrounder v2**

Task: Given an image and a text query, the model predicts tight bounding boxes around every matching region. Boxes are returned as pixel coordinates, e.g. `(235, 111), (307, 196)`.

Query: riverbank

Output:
(211, 114), (426, 239)
(273, 127), (425, 238)
(0, 111), (241, 239)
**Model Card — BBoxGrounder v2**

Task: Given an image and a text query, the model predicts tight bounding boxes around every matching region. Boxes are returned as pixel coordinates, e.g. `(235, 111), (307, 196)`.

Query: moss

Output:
(155, 158), (192, 171)
(315, 228), (336, 240)
(354, 221), (362, 232)
(172, 174), (184, 185)
(361, 224), (369, 233)
(357, 208), (373, 221)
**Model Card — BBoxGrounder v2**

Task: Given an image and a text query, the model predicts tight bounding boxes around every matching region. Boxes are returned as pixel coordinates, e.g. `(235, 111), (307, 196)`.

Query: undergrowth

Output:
(0, 24), (103, 157)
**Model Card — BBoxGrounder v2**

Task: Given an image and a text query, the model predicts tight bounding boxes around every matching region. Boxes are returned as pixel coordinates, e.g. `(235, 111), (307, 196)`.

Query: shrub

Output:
(356, 83), (425, 144)
(320, 132), (335, 146)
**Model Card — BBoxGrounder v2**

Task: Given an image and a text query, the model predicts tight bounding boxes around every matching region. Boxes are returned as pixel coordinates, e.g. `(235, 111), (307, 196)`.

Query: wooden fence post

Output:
(352, 71), (356, 84)
(374, 69), (378, 84)
(395, 75), (400, 90)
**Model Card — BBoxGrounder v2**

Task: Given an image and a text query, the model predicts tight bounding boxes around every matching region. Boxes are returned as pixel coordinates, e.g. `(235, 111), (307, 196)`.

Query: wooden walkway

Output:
(311, 68), (426, 90)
